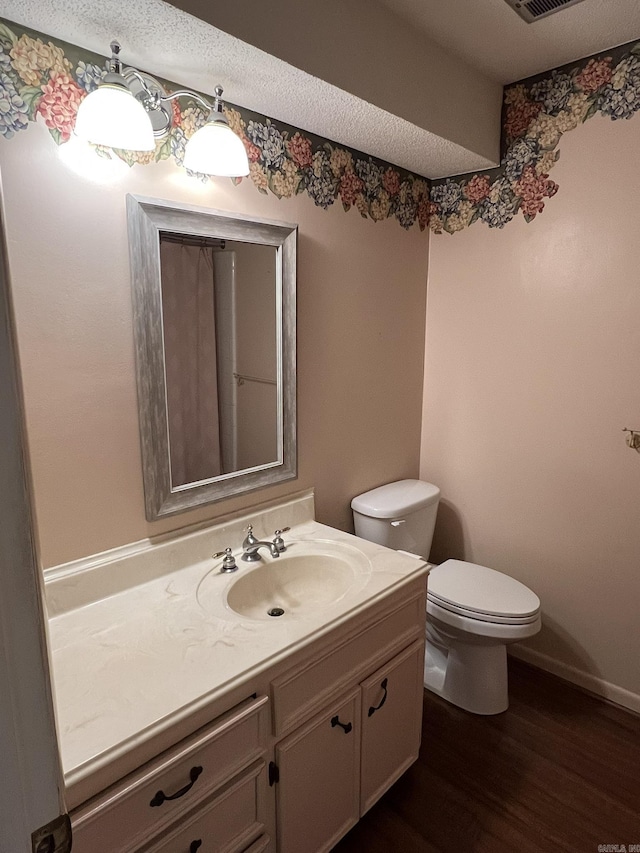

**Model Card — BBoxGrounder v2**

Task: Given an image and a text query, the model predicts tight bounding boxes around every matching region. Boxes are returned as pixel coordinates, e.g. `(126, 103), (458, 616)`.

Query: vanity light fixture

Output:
(74, 41), (250, 177)
(74, 42), (155, 151)
(182, 86), (250, 177)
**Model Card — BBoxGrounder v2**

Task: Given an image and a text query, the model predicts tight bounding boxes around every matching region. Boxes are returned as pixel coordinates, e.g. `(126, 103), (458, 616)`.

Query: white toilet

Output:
(351, 479), (541, 715)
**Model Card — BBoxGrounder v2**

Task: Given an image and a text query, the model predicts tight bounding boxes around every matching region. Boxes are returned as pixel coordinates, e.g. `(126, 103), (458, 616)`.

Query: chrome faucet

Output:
(242, 525), (280, 562)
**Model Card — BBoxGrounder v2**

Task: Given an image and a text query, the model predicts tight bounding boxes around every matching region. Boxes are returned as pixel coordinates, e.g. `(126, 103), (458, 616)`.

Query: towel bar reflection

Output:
(234, 372), (277, 386)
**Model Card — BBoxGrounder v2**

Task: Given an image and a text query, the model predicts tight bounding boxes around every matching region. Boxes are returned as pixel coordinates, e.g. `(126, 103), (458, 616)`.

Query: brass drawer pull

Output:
(368, 678), (388, 717)
(149, 765), (203, 807)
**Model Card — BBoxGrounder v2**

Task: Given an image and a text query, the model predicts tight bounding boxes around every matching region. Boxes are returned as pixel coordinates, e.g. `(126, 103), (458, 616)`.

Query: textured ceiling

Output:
(2, 0), (638, 178)
(378, 0), (640, 83)
(0, 0), (496, 178)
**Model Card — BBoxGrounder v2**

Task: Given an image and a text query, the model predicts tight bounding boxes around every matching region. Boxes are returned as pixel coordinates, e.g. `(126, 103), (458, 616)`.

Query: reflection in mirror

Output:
(126, 196), (297, 520)
(159, 234), (278, 486)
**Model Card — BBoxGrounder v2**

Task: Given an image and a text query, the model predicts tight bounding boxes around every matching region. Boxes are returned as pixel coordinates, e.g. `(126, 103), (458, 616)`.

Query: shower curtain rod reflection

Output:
(160, 232), (226, 250)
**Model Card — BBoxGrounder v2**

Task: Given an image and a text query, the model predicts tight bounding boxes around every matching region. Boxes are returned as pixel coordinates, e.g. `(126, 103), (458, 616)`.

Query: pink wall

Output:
(421, 114), (640, 707)
(0, 123), (429, 568)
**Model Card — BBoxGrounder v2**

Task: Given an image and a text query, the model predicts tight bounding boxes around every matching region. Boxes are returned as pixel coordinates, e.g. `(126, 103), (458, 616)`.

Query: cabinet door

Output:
(275, 690), (360, 853)
(360, 639), (424, 814)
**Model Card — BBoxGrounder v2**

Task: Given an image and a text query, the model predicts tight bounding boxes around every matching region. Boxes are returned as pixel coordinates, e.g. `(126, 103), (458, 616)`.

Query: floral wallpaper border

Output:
(0, 18), (430, 232)
(428, 38), (640, 234)
(3, 17), (640, 237)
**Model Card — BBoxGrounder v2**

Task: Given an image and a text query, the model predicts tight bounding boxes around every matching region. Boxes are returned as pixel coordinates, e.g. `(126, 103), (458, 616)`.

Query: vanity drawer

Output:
(72, 694), (268, 853)
(271, 591), (424, 735)
(140, 761), (268, 853)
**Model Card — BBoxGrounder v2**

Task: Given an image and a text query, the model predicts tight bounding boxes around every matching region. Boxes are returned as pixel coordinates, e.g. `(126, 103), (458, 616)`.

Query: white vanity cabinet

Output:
(67, 580), (427, 853)
(71, 694), (271, 853)
(268, 584), (426, 853)
(272, 639), (425, 853)
(359, 639), (425, 814)
(275, 690), (362, 853)
(140, 762), (270, 853)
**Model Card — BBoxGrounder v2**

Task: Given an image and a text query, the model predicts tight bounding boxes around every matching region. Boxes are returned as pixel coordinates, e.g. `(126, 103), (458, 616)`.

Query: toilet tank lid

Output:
(351, 479), (440, 519)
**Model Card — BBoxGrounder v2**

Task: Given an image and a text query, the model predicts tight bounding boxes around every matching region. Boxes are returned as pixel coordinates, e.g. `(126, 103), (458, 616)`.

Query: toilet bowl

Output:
(351, 479), (542, 715)
(425, 559), (541, 714)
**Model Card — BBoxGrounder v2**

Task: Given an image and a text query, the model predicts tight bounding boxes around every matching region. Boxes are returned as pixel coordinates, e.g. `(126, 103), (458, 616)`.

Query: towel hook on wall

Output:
(622, 427), (640, 453)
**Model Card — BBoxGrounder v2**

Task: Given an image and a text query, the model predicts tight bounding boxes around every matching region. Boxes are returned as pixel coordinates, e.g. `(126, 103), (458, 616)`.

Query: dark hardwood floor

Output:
(333, 659), (640, 852)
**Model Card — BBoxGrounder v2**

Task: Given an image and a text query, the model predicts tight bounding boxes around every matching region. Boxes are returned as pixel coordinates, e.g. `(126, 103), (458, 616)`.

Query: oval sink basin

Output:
(225, 543), (369, 620)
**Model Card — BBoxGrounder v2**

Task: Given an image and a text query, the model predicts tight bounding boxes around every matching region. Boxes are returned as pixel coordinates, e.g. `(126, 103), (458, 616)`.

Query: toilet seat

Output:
(427, 596), (540, 625)
(427, 559), (540, 623)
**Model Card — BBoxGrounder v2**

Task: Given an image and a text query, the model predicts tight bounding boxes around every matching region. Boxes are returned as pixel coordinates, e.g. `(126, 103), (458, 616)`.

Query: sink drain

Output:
(267, 607), (285, 617)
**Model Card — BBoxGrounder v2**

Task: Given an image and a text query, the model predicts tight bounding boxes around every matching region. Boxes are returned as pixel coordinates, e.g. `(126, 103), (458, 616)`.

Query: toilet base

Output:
(424, 622), (509, 715)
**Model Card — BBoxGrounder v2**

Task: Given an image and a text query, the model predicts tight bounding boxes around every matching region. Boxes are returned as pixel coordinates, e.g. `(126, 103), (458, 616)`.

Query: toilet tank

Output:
(351, 479), (440, 558)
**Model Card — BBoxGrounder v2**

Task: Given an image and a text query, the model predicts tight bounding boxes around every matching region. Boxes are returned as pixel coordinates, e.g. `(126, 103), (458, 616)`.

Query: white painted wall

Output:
(0, 120), (428, 568)
(421, 115), (640, 710)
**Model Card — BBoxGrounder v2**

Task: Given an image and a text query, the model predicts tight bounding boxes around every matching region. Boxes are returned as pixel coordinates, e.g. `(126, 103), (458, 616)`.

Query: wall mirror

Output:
(126, 195), (297, 520)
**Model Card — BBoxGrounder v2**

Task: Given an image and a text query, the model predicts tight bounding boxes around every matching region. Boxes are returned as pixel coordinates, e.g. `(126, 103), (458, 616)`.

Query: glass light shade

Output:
(183, 120), (250, 177)
(74, 83), (155, 151)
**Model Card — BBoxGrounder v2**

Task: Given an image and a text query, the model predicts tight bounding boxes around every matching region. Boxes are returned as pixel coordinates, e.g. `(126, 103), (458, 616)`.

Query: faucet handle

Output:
(212, 548), (238, 573)
(273, 527), (290, 553)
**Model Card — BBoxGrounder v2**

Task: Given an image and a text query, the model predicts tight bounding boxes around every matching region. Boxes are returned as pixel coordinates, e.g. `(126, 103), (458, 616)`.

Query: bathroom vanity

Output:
(45, 492), (428, 853)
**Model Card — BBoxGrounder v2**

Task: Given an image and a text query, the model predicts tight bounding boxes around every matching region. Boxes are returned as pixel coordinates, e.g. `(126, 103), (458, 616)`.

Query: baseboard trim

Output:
(510, 645), (640, 715)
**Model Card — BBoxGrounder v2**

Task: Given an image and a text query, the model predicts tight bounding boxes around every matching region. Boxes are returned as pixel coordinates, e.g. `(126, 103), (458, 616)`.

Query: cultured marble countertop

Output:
(46, 509), (428, 808)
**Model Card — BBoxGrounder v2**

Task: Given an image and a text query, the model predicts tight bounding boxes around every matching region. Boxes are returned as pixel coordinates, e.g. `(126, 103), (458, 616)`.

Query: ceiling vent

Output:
(503, 0), (586, 23)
